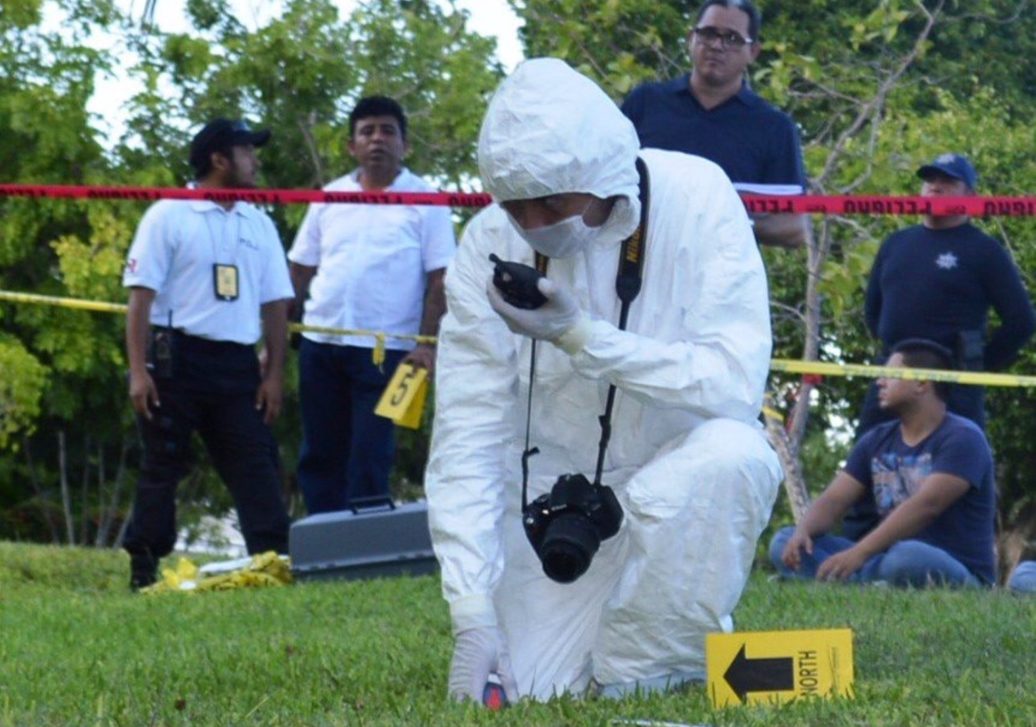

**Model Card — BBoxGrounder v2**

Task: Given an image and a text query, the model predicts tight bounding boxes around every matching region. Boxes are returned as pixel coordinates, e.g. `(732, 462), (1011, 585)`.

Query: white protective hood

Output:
(477, 58), (641, 242)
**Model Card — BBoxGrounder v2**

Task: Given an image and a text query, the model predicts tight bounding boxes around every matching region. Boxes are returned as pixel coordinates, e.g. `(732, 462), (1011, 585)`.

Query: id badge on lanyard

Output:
(213, 263), (240, 301)
(208, 211), (241, 302)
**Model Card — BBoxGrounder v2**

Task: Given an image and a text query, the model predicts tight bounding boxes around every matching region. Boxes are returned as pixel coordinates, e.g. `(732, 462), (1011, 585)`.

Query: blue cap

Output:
(917, 153), (978, 190)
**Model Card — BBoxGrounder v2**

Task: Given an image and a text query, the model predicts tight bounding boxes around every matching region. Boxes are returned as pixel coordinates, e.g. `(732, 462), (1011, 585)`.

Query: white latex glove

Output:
(447, 626), (519, 704)
(486, 276), (592, 353)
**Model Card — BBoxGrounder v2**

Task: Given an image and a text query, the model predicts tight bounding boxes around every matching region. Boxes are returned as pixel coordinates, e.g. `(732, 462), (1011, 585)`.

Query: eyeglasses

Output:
(692, 26), (753, 50)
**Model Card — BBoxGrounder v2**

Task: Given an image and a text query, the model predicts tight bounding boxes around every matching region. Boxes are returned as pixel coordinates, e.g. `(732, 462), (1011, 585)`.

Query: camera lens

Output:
(538, 512), (600, 583)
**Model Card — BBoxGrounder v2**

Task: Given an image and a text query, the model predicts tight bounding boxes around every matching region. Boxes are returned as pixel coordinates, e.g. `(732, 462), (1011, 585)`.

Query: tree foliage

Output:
(0, 0), (501, 544)
(511, 0), (1036, 549)
(1, 0), (1034, 560)
(0, 0), (133, 541)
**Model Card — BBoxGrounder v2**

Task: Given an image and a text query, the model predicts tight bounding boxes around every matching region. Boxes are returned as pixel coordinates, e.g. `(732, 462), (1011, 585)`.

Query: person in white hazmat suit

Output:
(425, 57), (782, 702)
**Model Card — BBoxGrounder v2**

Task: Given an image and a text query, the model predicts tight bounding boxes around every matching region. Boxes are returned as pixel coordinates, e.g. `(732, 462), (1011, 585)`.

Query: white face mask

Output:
(507, 206), (599, 259)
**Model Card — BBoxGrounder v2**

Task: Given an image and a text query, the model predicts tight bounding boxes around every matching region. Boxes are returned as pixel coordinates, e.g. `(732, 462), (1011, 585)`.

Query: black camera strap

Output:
(521, 157), (650, 509)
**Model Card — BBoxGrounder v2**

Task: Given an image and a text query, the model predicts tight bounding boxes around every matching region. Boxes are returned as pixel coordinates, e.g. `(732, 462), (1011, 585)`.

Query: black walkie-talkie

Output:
(151, 311), (174, 378)
(489, 253), (547, 309)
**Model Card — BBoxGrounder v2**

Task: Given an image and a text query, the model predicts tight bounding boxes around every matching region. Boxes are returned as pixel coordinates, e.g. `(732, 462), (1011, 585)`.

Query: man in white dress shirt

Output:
(288, 96), (456, 514)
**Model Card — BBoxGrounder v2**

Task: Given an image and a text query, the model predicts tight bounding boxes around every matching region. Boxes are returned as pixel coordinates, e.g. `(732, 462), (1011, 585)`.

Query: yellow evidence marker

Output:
(706, 628), (854, 707)
(374, 362), (429, 429)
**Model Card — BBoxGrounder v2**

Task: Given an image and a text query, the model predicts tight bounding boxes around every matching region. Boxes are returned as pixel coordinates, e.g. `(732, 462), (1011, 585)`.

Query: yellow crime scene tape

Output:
(141, 551), (293, 594)
(0, 290), (130, 315)
(0, 290), (435, 367)
(770, 358), (1036, 388)
(4, 290), (1036, 395)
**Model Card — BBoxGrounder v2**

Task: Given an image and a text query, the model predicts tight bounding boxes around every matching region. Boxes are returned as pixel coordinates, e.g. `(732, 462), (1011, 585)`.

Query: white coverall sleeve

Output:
(425, 214), (520, 631)
(566, 170), (771, 422)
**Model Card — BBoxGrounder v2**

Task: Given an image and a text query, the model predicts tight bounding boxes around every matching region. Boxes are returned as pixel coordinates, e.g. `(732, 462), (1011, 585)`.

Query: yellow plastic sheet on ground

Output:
(142, 551), (292, 594)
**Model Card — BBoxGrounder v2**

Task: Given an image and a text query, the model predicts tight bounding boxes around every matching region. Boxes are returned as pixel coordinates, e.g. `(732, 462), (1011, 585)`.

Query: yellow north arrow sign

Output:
(706, 628), (854, 708)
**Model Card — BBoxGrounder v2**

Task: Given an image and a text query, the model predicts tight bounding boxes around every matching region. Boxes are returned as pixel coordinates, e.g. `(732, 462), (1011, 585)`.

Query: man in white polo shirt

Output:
(288, 96), (456, 514)
(122, 118), (294, 590)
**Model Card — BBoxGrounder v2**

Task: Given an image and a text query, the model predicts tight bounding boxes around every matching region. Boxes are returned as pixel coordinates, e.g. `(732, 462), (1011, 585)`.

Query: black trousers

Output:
(123, 334), (290, 562)
(841, 380), (987, 541)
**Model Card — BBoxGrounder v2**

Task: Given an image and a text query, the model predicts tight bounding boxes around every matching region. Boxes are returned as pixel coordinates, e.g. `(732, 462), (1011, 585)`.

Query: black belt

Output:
(152, 327), (253, 355)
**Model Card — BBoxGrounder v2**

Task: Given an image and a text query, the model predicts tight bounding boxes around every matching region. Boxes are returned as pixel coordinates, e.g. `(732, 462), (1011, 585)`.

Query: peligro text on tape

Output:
(4, 183), (1036, 216)
(742, 194), (1036, 216)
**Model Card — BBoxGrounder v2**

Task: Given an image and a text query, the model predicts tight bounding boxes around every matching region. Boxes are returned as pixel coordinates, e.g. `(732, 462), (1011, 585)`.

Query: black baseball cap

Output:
(917, 153), (978, 190)
(189, 118), (271, 172)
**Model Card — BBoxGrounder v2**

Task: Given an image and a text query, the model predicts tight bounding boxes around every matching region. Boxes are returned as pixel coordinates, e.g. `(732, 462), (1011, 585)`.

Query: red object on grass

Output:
(482, 680), (507, 710)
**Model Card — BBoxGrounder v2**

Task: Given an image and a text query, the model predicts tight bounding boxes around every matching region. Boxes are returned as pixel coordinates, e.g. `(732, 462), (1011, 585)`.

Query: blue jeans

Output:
(297, 340), (406, 514)
(768, 526), (981, 588)
(1008, 561), (1036, 594)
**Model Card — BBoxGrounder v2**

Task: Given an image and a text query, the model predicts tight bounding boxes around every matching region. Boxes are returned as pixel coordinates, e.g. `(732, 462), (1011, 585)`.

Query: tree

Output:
(508, 0), (1036, 559)
(0, 0), (142, 543)
(0, 0), (503, 543)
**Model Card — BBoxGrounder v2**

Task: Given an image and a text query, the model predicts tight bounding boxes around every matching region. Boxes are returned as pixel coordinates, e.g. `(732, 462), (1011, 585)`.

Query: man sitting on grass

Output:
(770, 338), (996, 587)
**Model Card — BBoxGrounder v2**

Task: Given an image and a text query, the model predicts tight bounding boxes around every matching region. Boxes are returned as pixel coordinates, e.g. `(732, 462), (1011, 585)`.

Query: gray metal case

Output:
(289, 500), (437, 581)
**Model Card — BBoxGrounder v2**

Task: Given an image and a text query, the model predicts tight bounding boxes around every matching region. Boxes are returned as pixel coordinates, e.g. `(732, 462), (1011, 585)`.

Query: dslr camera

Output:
(522, 474), (623, 583)
(489, 252), (625, 583)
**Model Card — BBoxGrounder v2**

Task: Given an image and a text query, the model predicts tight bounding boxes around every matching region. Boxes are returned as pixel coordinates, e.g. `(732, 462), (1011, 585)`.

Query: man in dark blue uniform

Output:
(845, 153), (1035, 539)
(621, 0), (809, 248)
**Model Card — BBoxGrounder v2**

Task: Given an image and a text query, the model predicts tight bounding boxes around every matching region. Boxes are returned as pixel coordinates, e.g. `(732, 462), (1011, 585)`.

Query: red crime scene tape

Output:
(0, 183), (492, 208)
(3, 183), (1036, 216)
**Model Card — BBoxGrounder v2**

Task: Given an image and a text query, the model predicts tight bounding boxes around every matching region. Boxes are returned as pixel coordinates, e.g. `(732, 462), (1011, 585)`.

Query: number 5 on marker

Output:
(375, 363), (429, 429)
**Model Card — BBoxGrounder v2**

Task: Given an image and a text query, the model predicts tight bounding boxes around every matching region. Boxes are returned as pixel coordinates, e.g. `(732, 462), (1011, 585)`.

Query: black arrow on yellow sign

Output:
(723, 644), (794, 703)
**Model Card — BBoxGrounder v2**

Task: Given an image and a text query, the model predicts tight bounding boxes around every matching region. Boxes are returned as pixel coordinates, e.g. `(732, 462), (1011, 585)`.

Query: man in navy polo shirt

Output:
(842, 153), (1035, 540)
(621, 0), (808, 248)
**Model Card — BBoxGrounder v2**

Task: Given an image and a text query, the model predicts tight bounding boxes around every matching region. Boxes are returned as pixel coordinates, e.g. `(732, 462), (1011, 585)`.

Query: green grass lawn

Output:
(0, 541), (1033, 726)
